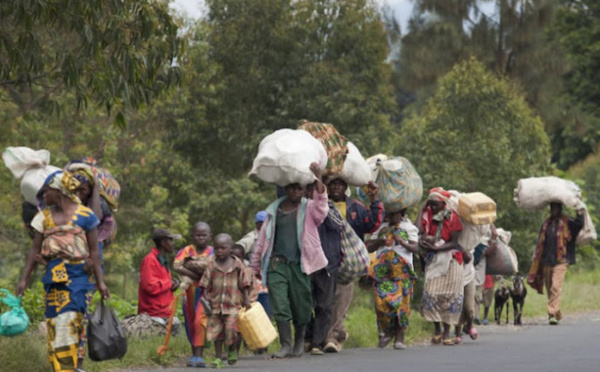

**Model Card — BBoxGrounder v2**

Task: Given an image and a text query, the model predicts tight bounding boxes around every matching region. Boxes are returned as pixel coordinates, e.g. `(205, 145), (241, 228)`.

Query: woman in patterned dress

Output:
(366, 209), (418, 350)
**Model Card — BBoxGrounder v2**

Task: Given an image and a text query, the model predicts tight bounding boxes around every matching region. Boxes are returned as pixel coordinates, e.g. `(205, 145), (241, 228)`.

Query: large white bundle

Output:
(249, 129), (328, 186)
(339, 142), (371, 186)
(3, 147), (60, 205)
(514, 176), (581, 210)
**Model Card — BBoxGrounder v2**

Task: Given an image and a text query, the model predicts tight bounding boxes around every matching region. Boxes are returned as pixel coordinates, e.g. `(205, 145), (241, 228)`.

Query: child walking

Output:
(199, 233), (252, 365)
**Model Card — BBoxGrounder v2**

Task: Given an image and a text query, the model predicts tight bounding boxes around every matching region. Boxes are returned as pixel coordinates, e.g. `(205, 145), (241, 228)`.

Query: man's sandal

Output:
(431, 335), (442, 345)
(443, 338), (455, 346)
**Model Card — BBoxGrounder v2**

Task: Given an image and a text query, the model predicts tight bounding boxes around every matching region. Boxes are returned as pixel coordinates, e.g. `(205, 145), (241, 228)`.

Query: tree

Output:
(550, 0), (600, 166)
(398, 58), (551, 266)
(395, 0), (591, 168)
(175, 0), (396, 177)
(0, 0), (183, 125)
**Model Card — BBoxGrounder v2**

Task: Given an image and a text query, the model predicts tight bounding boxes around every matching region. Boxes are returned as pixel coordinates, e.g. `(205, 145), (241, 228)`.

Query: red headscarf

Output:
(427, 187), (451, 203)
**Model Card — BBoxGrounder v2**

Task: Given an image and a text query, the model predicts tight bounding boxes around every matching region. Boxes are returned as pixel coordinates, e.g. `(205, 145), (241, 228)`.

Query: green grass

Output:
(2, 268), (599, 372)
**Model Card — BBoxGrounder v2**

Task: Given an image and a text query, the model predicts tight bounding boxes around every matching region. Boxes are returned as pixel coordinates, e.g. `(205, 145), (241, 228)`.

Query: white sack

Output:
(3, 147), (51, 179)
(339, 142), (371, 186)
(514, 176), (581, 210)
(21, 165), (61, 204)
(249, 129), (328, 186)
(3, 147), (60, 205)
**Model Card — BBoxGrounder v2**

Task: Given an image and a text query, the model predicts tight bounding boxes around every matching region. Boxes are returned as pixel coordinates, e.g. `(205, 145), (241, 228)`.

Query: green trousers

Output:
(267, 260), (312, 325)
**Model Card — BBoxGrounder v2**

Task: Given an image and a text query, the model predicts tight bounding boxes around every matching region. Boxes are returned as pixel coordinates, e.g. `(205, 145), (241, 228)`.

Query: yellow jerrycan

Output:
(237, 302), (277, 350)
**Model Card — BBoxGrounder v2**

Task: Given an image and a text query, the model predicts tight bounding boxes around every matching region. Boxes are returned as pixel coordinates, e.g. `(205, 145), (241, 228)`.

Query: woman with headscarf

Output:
(366, 208), (418, 350)
(16, 170), (109, 372)
(417, 187), (465, 346)
(67, 159), (116, 257)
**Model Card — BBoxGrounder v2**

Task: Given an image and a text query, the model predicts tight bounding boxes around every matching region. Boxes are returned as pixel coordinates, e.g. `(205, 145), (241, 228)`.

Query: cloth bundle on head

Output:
(72, 167), (94, 186)
(65, 157), (121, 211)
(37, 170), (81, 207)
(427, 187), (451, 204)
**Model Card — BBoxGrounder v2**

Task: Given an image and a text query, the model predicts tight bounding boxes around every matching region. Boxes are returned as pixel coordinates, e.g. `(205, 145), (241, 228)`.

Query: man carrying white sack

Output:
(324, 178), (384, 353)
(527, 202), (584, 325)
(250, 163), (329, 358)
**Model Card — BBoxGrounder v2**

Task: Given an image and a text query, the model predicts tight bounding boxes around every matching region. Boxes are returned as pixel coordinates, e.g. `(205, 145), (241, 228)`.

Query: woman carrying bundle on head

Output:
(16, 170), (109, 372)
(417, 187), (466, 346)
(365, 208), (418, 350)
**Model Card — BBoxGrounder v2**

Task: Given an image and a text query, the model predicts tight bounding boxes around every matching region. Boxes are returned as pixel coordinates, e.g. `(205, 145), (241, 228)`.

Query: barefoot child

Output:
(199, 234), (252, 365)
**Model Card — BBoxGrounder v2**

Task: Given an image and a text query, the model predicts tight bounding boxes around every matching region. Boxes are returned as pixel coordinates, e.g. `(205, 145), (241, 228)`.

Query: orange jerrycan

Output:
(237, 302), (277, 350)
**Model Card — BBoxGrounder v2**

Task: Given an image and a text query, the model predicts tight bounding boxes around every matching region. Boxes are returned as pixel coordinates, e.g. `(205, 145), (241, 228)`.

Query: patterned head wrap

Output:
(72, 167), (94, 186)
(37, 170), (81, 206)
(427, 187), (451, 204)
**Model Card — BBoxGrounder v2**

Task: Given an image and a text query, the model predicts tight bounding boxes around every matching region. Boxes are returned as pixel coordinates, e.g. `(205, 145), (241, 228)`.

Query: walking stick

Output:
(156, 293), (181, 356)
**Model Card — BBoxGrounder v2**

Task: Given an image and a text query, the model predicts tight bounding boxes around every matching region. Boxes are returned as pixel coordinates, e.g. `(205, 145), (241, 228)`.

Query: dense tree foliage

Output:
(0, 0), (183, 126)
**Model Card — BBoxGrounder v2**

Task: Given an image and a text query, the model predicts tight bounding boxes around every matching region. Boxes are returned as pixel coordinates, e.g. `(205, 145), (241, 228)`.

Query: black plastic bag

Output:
(88, 299), (128, 361)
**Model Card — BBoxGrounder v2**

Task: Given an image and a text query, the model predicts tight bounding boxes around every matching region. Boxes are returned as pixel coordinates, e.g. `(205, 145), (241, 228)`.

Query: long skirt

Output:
(420, 259), (464, 325)
(182, 285), (208, 347)
(43, 259), (91, 372)
(368, 250), (417, 334)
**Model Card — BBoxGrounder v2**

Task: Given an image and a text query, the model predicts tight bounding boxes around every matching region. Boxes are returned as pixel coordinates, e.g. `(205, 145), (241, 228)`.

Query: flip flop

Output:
(443, 338), (455, 346)
(378, 334), (393, 348)
(227, 350), (238, 365)
(454, 336), (462, 345)
(431, 335), (442, 345)
(469, 327), (479, 341)
(393, 341), (407, 350)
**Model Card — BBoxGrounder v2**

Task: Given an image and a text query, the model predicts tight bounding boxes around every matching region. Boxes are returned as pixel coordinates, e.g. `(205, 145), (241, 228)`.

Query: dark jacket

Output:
(318, 201), (344, 274)
(566, 214), (584, 264)
(344, 197), (385, 241)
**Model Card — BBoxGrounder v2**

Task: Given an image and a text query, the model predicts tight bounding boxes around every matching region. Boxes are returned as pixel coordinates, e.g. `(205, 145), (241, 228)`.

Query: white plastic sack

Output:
(3, 147), (60, 205)
(3, 147), (51, 179)
(21, 166), (61, 204)
(514, 177), (581, 210)
(339, 142), (371, 186)
(576, 208), (597, 246)
(249, 129), (328, 186)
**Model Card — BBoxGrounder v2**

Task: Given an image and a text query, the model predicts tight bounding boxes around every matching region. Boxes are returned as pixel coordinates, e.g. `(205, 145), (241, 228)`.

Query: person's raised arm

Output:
(16, 232), (43, 296)
(310, 163), (325, 194)
(90, 177), (103, 221)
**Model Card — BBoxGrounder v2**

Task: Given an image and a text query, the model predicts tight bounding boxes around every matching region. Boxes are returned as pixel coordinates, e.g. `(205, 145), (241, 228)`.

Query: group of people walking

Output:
(13, 162), (586, 371)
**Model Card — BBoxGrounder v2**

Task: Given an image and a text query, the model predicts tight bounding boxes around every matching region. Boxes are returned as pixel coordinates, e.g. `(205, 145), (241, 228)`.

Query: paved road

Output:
(122, 313), (600, 372)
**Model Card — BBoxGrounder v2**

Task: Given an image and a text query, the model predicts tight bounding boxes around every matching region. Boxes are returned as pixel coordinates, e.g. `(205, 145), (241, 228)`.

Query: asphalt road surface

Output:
(120, 312), (600, 372)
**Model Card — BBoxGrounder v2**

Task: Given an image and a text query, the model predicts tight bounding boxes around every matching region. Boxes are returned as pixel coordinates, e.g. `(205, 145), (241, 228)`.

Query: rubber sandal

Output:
(187, 356), (198, 367)
(469, 327), (479, 340)
(212, 358), (225, 369)
(393, 341), (407, 350)
(431, 335), (442, 345)
(443, 338), (455, 346)
(378, 334), (393, 348)
(227, 351), (238, 365)
(454, 336), (462, 345)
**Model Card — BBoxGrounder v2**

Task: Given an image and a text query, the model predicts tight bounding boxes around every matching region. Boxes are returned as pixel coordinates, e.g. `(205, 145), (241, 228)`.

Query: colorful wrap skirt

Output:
(43, 259), (92, 372)
(368, 249), (417, 334)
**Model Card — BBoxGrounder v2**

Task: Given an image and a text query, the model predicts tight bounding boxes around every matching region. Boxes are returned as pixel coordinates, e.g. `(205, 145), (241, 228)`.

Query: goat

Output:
(494, 283), (511, 325)
(511, 274), (527, 325)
